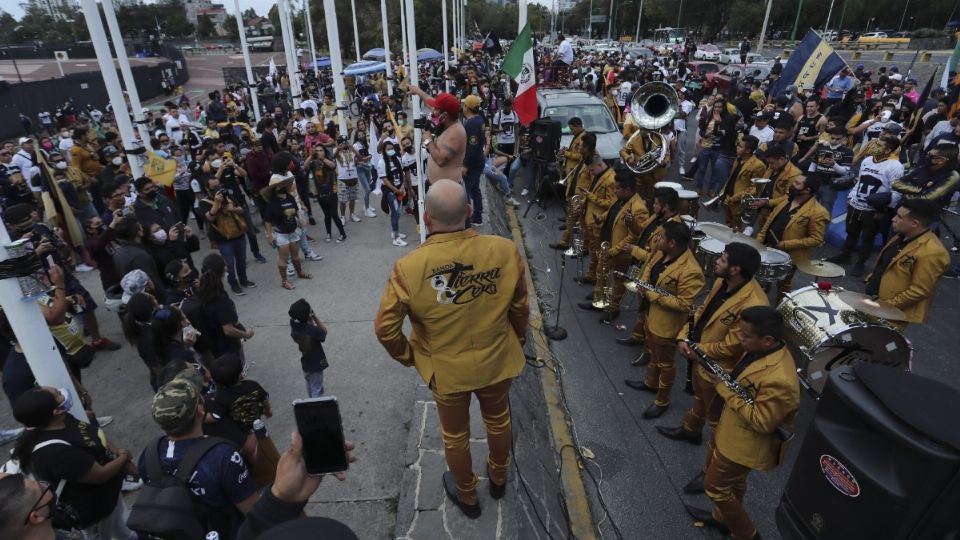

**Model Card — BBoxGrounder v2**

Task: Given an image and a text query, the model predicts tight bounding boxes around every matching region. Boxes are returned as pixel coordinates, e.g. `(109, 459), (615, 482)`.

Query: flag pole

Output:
(400, 0), (409, 79)
(634, 0), (644, 42)
(350, 0), (362, 61)
(381, 0), (394, 95)
(305, 0), (320, 88)
(234, 0), (262, 121)
(442, 0), (450, 92)
(101, 0), (152, 149)
(323, 0), (349, 136)
(278, 0), (301, 108)
(403, 0), (426, 243)
(757, 0), (773, 53)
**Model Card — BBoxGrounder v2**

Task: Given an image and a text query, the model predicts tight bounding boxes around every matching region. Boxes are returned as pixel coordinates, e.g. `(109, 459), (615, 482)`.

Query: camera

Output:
(413, 116), (433, 132)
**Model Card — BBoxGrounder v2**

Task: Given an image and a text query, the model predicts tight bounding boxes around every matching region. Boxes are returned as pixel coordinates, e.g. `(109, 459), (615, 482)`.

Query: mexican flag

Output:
(502, 22), (537, 126)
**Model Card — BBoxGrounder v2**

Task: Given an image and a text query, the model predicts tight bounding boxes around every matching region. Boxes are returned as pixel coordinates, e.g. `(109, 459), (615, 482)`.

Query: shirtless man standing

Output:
(408, 85), (467, 184)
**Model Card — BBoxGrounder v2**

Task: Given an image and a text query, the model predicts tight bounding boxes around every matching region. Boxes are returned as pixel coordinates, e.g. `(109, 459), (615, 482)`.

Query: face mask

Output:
(404, 146), (413, 154)
(398, 119), (407, 126)
(211, 159), (223, 169)
(42, 142), (53, 151)
(112, 156), (123, 166)
(56, 387), (73, 413)
(788, 187), (805, 198)
(386, 149), (396, 157)
(152, 229), (168, 242)
(60, 132), (70, 138)
(54, 161), (67, 170)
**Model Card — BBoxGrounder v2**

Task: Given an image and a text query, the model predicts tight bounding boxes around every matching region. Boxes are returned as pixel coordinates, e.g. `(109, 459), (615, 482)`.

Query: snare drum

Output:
(756, 248), (793, 284)
(695, 238), (725, 277)
(677, 189), (700, 220)
(777, 286), (913, 395)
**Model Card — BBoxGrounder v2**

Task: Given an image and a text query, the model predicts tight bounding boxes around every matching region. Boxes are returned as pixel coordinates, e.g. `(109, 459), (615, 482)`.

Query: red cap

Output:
(425, 92), (461, 115)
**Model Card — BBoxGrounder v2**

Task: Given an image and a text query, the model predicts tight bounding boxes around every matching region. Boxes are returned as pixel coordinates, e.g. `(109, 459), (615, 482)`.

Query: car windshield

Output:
(543, 104), (619, 133)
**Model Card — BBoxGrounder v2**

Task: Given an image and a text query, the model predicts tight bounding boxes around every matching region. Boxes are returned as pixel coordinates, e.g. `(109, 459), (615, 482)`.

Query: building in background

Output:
(183, 0), (227, 27)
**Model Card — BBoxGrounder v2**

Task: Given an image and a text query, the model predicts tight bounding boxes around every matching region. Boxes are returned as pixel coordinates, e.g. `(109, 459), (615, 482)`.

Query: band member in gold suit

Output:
(551, 133), (598, 251)
(715, 136), (766, 230)
(745, 145), (805, 231)
(558, 117), (585, 183)
(576, 154), (617, 285)
(620, 128), (669, 204)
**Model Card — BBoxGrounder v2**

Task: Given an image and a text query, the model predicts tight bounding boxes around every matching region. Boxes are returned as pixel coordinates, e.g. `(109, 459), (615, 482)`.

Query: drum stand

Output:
(544, 253), (568, 341)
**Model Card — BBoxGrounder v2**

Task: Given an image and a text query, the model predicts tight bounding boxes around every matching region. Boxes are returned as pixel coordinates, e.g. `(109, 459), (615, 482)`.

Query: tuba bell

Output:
(624, 82), (679, 175)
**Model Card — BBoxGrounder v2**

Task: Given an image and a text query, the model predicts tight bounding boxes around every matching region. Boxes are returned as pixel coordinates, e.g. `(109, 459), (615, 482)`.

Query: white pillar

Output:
(519, 0), (528, 32)
(351, 0), (361, 61)
(101, 0), (152, 149)
(233, 0), (262, 122)
(401, 0), (426, 242)
(758, 0), (773, 53)
(442, 0), (450, 92)
(381, 0), (394, 95)
(323, 0), (349, 135)
(79, 0), (143, 177)
(304, 0), (319, 86)
(634, 0), (644, 42)
(400, 0), (409, 77)
(278, 0), (301, 108)
(452, 0), (458, 51)
(587, 0), (593, 39)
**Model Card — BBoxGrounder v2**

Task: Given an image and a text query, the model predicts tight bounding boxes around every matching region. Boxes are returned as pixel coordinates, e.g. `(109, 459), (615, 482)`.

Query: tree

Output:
(243, 8), (258, 19)
(197, 15), (216, 38)
(224, 14), (240, 39)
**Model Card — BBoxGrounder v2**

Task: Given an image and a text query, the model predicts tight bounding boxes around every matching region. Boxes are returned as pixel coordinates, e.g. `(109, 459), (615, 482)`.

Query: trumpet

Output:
(612, 271), (677, 298)
(592, 241), (613, 311)
(685, 341), (795, 442)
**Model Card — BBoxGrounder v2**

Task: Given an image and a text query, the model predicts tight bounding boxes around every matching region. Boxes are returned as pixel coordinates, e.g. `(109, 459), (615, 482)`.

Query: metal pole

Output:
(79, 0), (143, 177)
(403, 0), (426, 243)
(634, 0), (644, 42)
(278, 0), (301, 108)
(790, 0), (804, 41)
(400, 0), (409, 77)
(381, 0), (394, 95)
(102, 0), (153, 148)
(823, 0), (835, 34)
(442, 0), (450, 92)
(323, 0), (349, 136)
(234, 0), (262, 121)
(0, 221), (86, 424)
(587, 0), (593, 39)
(304, 0), (319, 84)
(758, 0), (773, 53)
(677, 0), (683, 28)
(350, 0), (361, 61)
(837, 0), (848, 34)
(608, 0), (615, 40)
(897, 0), (911, 32)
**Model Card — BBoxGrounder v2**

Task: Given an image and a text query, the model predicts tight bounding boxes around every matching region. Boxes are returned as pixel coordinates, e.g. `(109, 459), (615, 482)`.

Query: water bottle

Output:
(253, 418), (267, 439)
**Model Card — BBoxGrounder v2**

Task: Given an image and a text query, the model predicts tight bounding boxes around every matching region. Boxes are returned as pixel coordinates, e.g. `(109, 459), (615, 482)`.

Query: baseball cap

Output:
(882, 123), (903, 135)
(462, 94), (482, 110)
(151, 369), (204, 433)
(18, 137), (30, 145)
(425, 92), (461, 115)
(121, 269), (149, 304)
(755, 110), (770, 120)
(785, 84), (798, 94)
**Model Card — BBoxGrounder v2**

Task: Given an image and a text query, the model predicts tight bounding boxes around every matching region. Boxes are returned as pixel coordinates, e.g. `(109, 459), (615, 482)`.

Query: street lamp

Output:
(864, 17), (874, 34)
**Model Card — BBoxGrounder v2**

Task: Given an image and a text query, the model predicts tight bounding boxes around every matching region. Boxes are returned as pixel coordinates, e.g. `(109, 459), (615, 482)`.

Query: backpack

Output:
(127, 436), (227, 540)
(2, 439), (82, 529)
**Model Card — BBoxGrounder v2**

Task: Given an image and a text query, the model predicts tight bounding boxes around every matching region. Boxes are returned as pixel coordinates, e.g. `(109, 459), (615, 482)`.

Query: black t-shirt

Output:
(291, 321), (328, 372)
(211, 380), (269, 431)
(464, 115), (486, 169)
(201, 293), (241, 356)
(265, 194), (299, 234)
(795, 114), (823, 154)
(766, 204), (798, 246)
(813, 144), (854, 177)
(28, 416), (124, 527)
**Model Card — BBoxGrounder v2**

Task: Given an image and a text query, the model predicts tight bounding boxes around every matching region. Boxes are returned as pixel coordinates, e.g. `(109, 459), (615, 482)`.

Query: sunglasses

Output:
(24, 481), (54, 525)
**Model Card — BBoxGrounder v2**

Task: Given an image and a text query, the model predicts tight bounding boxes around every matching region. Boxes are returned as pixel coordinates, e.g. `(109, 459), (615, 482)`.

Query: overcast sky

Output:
(4, 0), (551, 21)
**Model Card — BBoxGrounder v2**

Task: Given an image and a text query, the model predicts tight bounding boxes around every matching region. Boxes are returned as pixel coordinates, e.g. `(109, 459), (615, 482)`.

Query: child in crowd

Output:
(288, 298), (329, 397)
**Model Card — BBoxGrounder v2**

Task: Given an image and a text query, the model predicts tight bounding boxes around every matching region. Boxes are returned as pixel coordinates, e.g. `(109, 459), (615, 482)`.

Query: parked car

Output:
(720, 50), (768, 64)
(693, 43), (721, 60)
(860, 31), (888, 39)
(705, 63), (772, 95)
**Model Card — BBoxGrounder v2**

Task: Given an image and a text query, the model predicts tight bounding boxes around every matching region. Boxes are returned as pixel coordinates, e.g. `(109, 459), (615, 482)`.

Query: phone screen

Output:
(293, 397), (348, 475)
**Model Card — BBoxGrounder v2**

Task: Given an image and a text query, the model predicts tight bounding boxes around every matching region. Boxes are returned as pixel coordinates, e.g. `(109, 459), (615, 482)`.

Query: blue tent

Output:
(417, 48), (443, 62)
(311, 57), (331, 69)
(343, 60), (387, 76)
(363, 48), (387, 60)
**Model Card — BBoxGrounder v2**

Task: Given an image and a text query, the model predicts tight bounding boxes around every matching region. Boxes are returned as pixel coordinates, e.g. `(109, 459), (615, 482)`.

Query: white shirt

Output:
(848, 157), (904, 211)
(165, 115), (188, 143)
(12, 149), (41, 191)
(617, 81), (633, 108)
(558, 39), (574, 65)
(749, 125), (775, 145)
(38, 112), (52, 124)
(492, 111), (518, 145)
(300, 99), (318, 115)
(335, 151), (358, 180)
(400, 151), (419, 186)
(859, 119), (898, 147)
(58, 137), (73, 155)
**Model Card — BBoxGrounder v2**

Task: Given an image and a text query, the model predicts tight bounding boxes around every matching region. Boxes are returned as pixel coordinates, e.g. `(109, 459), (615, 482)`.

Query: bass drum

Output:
(777, 286), (913, 395)
(695, 238), (725, 278)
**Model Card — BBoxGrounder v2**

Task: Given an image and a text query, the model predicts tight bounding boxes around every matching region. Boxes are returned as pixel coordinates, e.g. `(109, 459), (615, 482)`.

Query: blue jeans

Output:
(464, 167), (483, 223)
(484, 158), (511, 194)
(304, 370), (325, 397)
(218, 235), (249, 288)
(693, 148), (732, 193)
(357, 164), (373, 208)
(818, 188), (839, 219)
(386, 190), (401, 233)
(509, 157), (534, 193)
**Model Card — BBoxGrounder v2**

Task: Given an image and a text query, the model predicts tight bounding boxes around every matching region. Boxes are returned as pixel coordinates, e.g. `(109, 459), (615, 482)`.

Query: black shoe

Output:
(487, 466), (506, 500)
(631, 352), (651, 367)
(557, 216), (566, 222)
(625, 379), (657, 393)
(683, 471), (706, 494)
(826, 253), (851, 264)
(549, 243), (569, 250)
(599, 311), (620, 324)
(240, 281), (257, 288)
(850, 261), (865, 277)
(683, 503), (727, 532)
(642, 402), (669, 419)
(231, 286), (246, 296)
(585, 293), (595, 301)
(616, 337), (643, 346)
(308, 216), (317, 226)
(558, 224), (567, 231)
(576, 277), (596, 285)
(656, 425), (703, 445)
(442, 472), (481, 519)
(577, 301), (601, 311)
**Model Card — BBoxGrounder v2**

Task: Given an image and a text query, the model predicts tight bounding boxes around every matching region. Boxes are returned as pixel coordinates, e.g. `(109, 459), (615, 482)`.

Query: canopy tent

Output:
(343, 60), (387, 76)
(311, 57), (332, 69)
(362, 48), (387, 60)
(416, 48), (443, 62)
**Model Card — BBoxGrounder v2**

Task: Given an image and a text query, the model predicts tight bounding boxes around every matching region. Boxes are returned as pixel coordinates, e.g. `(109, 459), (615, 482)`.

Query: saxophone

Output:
(592, 241), (613, 311)
(564, 195), (587, 258)
(685, 341), (795, 442)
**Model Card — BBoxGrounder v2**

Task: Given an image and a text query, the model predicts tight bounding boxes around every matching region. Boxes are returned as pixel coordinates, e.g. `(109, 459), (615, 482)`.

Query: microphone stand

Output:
(543, 253), (568, 340)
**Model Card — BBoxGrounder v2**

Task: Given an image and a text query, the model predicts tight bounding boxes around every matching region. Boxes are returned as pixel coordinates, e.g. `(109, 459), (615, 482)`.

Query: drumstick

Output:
(769, 230), (779, 245)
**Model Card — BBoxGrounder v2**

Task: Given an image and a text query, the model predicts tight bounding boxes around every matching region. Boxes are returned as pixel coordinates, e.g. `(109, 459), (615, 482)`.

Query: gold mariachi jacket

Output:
(720, 155), (767, 205)
(640, 249), (705, 339)
(678, 278), (770, 370)
(583, 167), (617, 234)
(866, 230), (950, 324)
(374, 229), (530, 395)
(757, 161), (804, 209)
(756, 197), (830, 262)
(620, 130), (669, 184)
(563, 131), (585, 175)
(715, 345), (800, 471)
(604, 194), (650, 256)
(564, 160), (591, 200)
(627, 213), (682, 263)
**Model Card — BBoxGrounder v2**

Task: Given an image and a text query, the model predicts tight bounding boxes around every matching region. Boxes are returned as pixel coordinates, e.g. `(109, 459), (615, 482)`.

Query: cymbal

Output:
(696, 222), (765, 250)
(837, 290), (908, 321)
(795, 259), (846, 278)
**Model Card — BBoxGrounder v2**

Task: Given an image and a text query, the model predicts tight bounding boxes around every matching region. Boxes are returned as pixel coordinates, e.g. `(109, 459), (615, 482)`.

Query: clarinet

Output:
(612, 271), (678, 298)
(685, 341), (795, 442)
(683, 307), (696, 395)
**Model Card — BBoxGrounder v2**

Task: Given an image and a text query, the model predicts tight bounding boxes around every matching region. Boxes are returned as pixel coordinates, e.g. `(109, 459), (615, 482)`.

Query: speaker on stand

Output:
(523, 118), (563, 219)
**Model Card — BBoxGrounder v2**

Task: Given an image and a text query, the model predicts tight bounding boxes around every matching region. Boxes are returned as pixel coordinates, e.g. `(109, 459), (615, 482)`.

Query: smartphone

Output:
(293, 397), (349, 475)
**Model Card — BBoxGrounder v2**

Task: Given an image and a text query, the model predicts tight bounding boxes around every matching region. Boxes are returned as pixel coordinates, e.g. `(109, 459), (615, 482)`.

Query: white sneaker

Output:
(305, 252), (323, 261)
(373, 188), (383, 196)
(397, 232), (407, 239)
(351, 214), (361, 223)
(96, 416), (114, 427)
(0, 427), (24, 446)
(286, 262), (296, 276)
(520, 189), (529, 196)
(122, 475), (143, 492)
(364, 207), (377, 218)
(506, 197), (521, 207)
(392, 237), (408, 247)
(742, 226), (755, 237)
(75, 263), (95, 273)
(679, 166), (686, 175)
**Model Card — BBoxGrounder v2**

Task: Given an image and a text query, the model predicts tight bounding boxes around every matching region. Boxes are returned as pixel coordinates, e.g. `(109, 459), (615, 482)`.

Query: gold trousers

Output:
(681, 365), (720, 434)
(643, 327), (679, 406)
(704, 445), (757, 540)
(432, 378), (514, 506)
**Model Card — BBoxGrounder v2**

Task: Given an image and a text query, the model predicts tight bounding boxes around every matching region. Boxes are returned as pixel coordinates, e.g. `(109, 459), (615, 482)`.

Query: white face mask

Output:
(211, 159), (223, 169)
(112, 156), (123, 166)
(55, 161), (68, 170)
(60, 132), (70, 139)
(386, 149), (396, 157)
(152, 229), (168, 243)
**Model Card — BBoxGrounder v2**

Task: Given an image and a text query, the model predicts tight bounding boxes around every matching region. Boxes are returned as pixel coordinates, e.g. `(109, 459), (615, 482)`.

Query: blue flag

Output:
(770, 30), (849, 98)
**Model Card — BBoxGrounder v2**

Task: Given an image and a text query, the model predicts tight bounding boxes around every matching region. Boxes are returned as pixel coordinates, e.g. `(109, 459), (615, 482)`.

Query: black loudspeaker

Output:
(530, 118), (562, 162)
(777, 364), (960, 540)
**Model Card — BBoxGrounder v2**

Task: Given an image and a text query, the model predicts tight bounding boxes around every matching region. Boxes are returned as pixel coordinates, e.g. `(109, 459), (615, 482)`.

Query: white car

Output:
(718, 48), (745, 64)
(721, 51), (767, 64)
(860, 31), (888, 39)
(693, 44), (721, 61)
